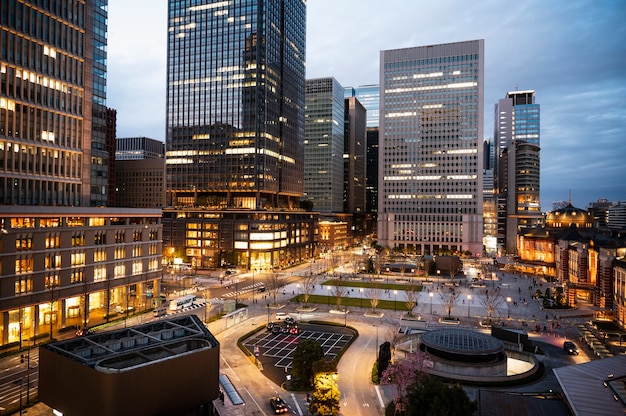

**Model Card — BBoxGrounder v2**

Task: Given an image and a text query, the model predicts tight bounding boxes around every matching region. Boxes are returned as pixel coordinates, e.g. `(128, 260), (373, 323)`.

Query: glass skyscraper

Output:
(494, 90), (542, 253)
(164, 0), (315, 270)
(166, 0), (306, 210)
(378, 40), (484, 256)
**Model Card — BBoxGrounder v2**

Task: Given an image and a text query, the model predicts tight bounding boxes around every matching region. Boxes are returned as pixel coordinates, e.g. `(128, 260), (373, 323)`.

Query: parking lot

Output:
(242, 322), (356, 386)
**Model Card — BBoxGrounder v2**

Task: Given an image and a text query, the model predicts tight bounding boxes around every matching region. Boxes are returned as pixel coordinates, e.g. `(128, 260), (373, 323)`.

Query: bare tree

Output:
(404, 285), (420, 317)
(367, 285), (383, 312)
(477, 290), (506, 322)
(300, 273), (317, 305)
(266, 272), (285, 306)
(440, 289), (460, 319)
(385, 325), (404, 361)
(333, 285), (347, 311)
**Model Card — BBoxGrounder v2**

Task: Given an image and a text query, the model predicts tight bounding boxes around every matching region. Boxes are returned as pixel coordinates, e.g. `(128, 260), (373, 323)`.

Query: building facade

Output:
(304, 77), (345, 213)
(343, 96), (367, 215)
(494, 91), (542, 254)
(115, 137), (165, 208)
(164, 0), (315, 270)
(0, 207), (163, 348)
(377, 40), (484, 256)
(0, 2), (164, 350)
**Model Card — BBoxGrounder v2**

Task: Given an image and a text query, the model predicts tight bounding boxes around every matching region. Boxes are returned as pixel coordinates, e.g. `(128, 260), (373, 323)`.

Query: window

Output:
(132, 260), (143, 275)
(70, 269), (84, 284)
(94, 265), (106, 282)
(114, 263), (125, 278)
(45, 234), (60, 248)
(94, 249), (106, 262)
(133, 229), (142, 242)
(45, 274), (59, 289)
(115, 231), (125, 243)
(70, 252), (85, 266)
(94, 232), (106, 245)
(15, 257), (34, 274)
(72, 233), (85, 247)
(45, 253), (61, 269)
(132, 246), (142, 258)
(114, 247), (125, 259)
(15, 275), (32, 294)
(15, 234), (33, 250)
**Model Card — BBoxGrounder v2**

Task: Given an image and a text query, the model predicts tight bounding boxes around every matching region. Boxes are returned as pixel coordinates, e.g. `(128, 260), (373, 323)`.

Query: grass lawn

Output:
(321, 279), (423, 292)
(293, 294), (412, 312)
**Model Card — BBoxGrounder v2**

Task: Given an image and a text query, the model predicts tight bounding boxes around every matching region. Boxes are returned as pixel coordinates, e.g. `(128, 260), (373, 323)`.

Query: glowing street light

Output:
(359, 287), (363, 309)
(327, 285), (331, 306)
(394, 290), (397, 312)
(467, 294), (472, 318)
(506, 296), (512, 318)
(429, 292), (434, 315)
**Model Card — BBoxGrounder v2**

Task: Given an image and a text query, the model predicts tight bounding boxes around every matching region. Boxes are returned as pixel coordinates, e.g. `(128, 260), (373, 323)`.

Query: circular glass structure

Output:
(420, 328), (505, 363)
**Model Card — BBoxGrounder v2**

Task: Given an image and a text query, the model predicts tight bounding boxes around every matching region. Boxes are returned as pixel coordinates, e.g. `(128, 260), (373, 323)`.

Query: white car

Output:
(275, 312), (290, 321)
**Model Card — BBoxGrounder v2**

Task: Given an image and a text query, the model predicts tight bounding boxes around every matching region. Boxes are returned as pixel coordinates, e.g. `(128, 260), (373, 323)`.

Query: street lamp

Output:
(429, 292), (434, 315)
(467, 294), (472, 318)
(327, 285), (331, 306)
(251, 268), (255, 304)
(394, 290), (397, 312)
(359, 288), (363, 309)
(506, 296), (512, 318)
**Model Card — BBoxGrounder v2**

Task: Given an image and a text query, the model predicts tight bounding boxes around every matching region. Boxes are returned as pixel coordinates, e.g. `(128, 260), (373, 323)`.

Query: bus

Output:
(169, 294), (197, 311)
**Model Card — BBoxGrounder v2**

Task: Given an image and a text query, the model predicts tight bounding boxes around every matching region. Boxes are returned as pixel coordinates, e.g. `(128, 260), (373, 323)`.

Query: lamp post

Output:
(429, 292), (434, 315)
(506, 296), (512, 318)
(251, 268), (255, 304)
(327, 286), (331, 306)
(359, 288), (363, 309)
(467, 294), (472, 318)
(394, 290), (397, 312)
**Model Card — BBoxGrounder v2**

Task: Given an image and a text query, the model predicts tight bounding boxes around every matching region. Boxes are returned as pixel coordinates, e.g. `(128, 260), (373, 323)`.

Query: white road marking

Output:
(375, 385), (386, 408)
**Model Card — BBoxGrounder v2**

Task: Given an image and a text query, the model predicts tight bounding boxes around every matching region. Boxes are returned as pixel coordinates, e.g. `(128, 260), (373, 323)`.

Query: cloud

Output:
(107, 0), (626, 208)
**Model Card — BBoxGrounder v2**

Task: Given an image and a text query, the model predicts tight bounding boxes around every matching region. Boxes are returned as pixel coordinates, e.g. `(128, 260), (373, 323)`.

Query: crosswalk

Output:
(221, 282), (265, 298)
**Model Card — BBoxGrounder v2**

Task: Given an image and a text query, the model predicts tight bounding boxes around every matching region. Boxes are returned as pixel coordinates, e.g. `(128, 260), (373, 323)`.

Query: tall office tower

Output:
(346, 84), (380, 129)
(88, 0), (111, 207)
(116, 137), (165, 160)
(0, 1), (163, 352)
(494, 90), (542, 253)
(166, 0), (305, 209)
(482, 139), (497, 252)
(105, 107), (117, 207)
(343, 96), (366, 214)
(378, 40), (484, 256)
(164, 0), (315, 270)
(304, 77), (345, 213)
(0, 0), (96, 206)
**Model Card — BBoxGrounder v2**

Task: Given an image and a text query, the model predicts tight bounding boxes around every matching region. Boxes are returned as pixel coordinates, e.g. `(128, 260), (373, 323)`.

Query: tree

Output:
(292, 340), (324, 388)
(477, 291), (505, 322)
(381, 350), (427, 402)
(440, 289), (459, 319)
(266, 271), (285, 306)
(377, 341), (392, 379)
(367, 285), (382, 312)
(300, 273), (317, 305)
(405, 373), (476, 416)
(404, 284), (420, 316)
(333, 285), (347, 311)
(309, 371), (340, 416)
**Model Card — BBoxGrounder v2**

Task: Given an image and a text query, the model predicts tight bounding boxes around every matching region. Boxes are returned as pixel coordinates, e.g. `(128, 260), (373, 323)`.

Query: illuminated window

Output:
(45, 234), (60, 248)
(71, 252), (85, 266)
(15, 257), (34, 274)
(72, 233), (85, 247)
(114, 247), (125, 260)
(45, 253), (61, 269)
(45, 274), (59, 289)
(15, 275), (32, 294)
(94, 266), (107, 282)
(114, 263), (125, 278)
(132, 261), (143, 275)
(70, 270), (84, 284)
(15, 234), (33, 250)
(94, 249), (106, 262)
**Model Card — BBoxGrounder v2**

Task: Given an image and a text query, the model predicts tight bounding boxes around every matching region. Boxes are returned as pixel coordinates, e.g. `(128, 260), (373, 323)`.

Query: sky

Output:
(106, 0), (626, 210)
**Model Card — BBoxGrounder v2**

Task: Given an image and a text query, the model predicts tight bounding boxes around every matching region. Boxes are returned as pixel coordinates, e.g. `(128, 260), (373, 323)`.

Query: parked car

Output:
(269, 396), (289, 414)
(275, 312), (290, 321)
(563, 341), (579, 355)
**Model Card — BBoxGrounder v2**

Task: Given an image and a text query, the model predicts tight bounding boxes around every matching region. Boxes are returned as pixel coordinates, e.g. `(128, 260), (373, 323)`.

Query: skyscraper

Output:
(163, 0), (315, 270)
(378, 40), (484, 256)
(0, 1), (163, 353)
(494, 91), (542, 253)
(304, 77), (345, 213)
(166, 0), (306, 210)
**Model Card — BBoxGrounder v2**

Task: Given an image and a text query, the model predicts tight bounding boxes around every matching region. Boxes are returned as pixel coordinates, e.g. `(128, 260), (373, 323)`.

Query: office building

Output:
(115, 137), (165, 208)
(343, 96), (367, 214)
(164, 0), (315, 270)
(494, 91), (542, 253)
(304, 77), (345, 213)
(0, 1), (164, 350)
(377, 40), (484, 256)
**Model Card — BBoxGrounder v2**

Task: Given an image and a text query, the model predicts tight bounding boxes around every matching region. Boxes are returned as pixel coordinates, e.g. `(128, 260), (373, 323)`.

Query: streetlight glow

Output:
(429, 291), (434, 315)
(467, 294), (472, 318)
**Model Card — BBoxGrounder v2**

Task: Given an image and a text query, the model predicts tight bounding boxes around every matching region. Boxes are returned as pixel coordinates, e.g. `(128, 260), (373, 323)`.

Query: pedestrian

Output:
(219, 390), (225, 404)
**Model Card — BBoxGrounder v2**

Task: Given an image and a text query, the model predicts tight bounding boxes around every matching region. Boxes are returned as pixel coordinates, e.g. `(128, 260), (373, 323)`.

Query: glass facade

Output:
(166, 0), (306, 210)
(345, 84), (379, 129)
(0, 0), (91, 206)
(378, 40), (484, 256)
(304, 77), (345, 213)
(494, 90), (542, 253)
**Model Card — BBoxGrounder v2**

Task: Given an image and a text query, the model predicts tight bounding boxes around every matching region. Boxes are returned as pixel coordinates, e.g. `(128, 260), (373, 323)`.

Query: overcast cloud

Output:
(107, 0), (626, 209)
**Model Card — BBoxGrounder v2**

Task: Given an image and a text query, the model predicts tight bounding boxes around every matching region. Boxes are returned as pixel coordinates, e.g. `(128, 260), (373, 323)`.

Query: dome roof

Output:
(421, 328), (504, 356)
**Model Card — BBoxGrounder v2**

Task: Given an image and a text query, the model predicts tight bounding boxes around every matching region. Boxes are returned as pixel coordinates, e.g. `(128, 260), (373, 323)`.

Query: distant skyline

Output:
(107, 0), (625, 210)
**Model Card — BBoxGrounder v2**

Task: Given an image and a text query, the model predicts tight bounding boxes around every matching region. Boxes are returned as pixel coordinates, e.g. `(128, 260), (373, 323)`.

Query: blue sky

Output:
(107, 0), (625, 210)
